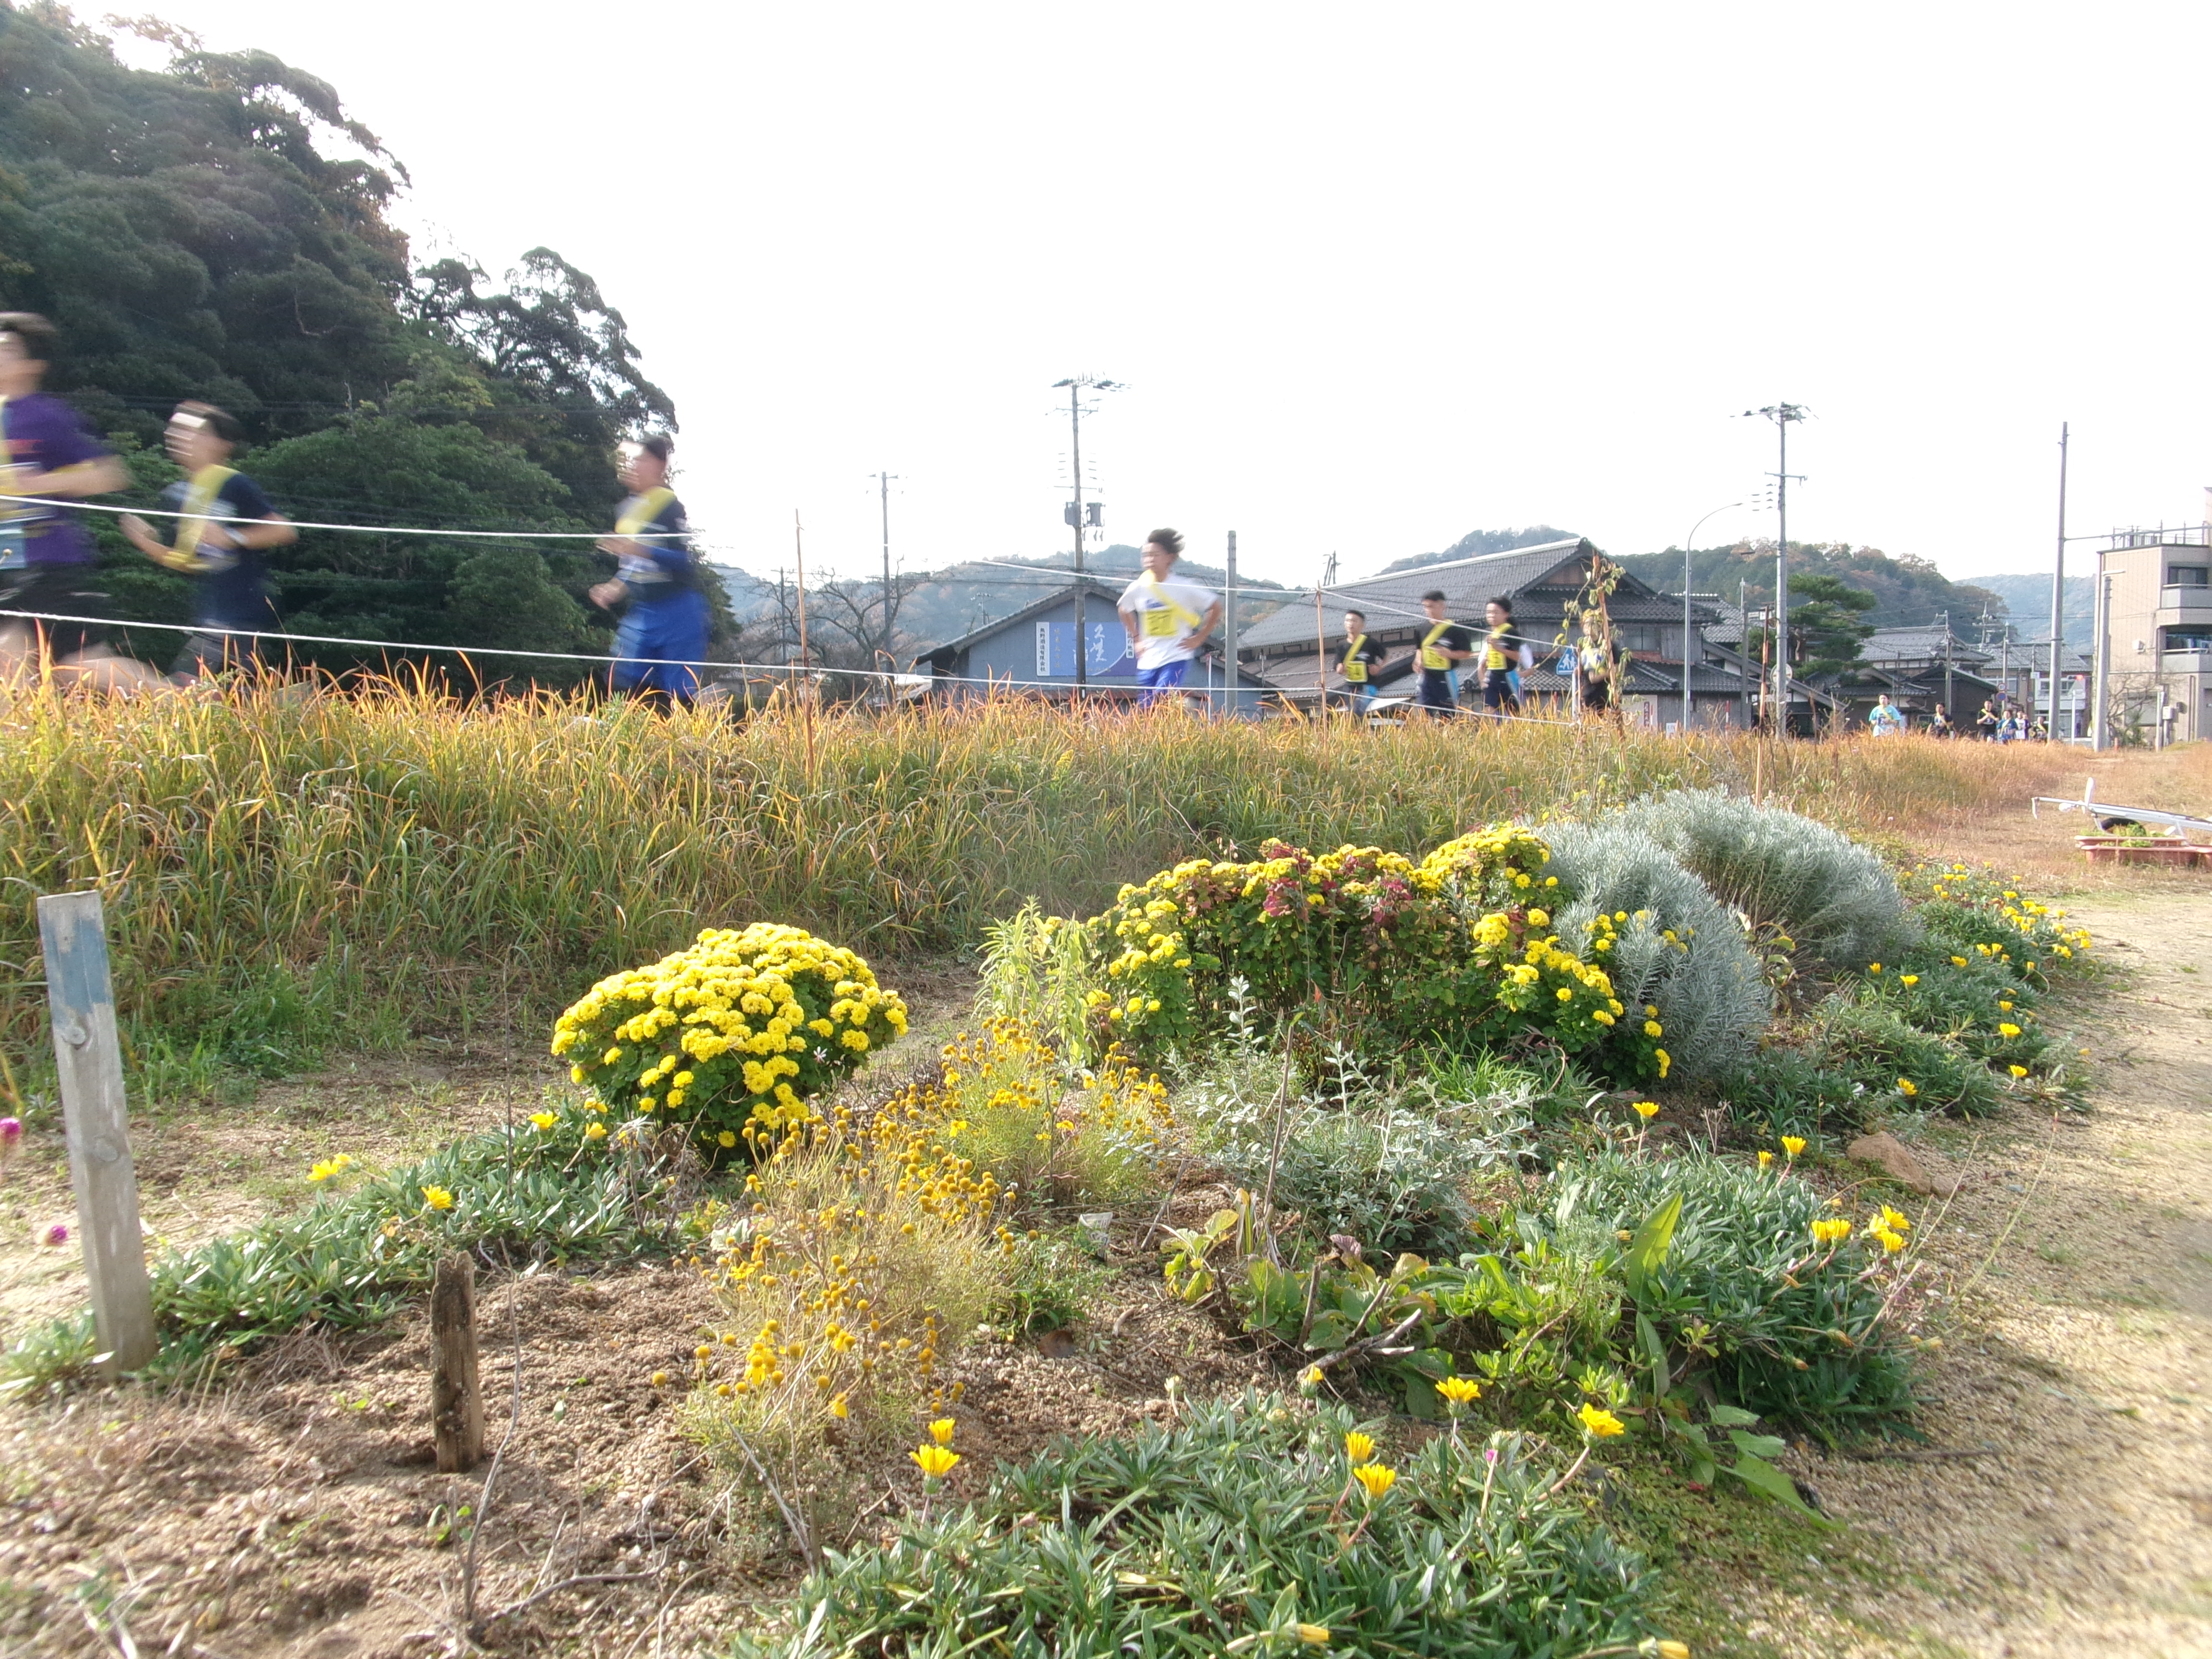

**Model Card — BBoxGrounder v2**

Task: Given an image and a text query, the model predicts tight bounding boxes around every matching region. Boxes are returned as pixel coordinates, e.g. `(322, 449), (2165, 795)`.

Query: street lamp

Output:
(1680, 501), (1741, 731)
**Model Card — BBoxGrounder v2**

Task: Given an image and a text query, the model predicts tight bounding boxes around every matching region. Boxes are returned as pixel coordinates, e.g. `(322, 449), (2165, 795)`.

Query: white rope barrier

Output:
(0, 604), (1604, 724)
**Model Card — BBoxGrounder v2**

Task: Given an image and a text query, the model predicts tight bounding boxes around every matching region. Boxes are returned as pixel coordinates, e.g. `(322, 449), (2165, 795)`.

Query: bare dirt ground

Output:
(1674, 881), (2212, 1658)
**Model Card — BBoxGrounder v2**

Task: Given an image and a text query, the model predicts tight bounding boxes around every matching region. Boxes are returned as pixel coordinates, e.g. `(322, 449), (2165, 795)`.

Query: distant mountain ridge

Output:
(1377, 526), (1585, 576)
(707, 544), (1292, 654)
(1964, 574), (2094, 648)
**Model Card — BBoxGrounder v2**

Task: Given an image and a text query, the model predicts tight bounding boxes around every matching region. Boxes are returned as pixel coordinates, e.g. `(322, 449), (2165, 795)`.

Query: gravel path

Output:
(1779, 887), (2212, 1659)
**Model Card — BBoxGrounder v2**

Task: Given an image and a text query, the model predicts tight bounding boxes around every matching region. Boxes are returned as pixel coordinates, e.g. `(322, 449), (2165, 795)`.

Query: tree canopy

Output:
(0, 2), (710, 681)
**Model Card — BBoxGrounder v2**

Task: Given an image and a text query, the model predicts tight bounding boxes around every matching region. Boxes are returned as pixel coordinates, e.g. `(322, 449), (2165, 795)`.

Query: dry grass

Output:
(0, 675), (2186, 1080)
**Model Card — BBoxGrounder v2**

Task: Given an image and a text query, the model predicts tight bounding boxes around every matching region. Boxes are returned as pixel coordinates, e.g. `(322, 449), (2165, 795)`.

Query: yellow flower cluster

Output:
(693, 1089), (987, 1447)
(692, 1021), (1171, 1455)
(1868, 1203), (1911, 1254)
(1081, 826), (1660, 1077)
(552, 923), (908, 1151)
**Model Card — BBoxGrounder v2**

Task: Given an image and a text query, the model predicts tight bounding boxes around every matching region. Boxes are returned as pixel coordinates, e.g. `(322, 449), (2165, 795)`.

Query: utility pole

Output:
(1941, 611), (1954, 721)
(1737, 577), (1750, 731)
(1223, 529), (1238, 718)
(2049, 423), (2068, 740)
(1052, 376), (1122, 693)
(871, 471), (899, 662)
(1745, 404), (1808, 733)
(1680, 502), (1741, 733)
(2092, 552), (2119, 751)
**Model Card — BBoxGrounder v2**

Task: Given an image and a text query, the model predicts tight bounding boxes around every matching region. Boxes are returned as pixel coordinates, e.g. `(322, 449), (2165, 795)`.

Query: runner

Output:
(117, 402), (293, 682)
(1409, 589), (1473, 719)
(1117, 528), (1220, 709)
(1477, 597), (1533, 718)
(588, 435), (708, 709)
(0, 313), (164, 691)
(1929, 703), (1954, 738)
(1974, 697), (2000, 740)
(1337, 607), (1387, 714)
(1867, 692), (1904, 736)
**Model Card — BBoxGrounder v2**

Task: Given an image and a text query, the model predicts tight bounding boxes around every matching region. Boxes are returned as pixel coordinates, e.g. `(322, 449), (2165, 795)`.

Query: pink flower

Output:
(0, 1118), (18, 1166)
(37, 1221), (67, 1247)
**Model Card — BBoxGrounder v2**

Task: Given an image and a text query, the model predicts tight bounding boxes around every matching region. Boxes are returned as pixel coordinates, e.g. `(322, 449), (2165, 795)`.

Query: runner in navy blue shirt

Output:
(1409, 590), (1474, 718)
(118, 401), (295, 682)
(0, 313), (165, 691)
(589, 435), (708, 709)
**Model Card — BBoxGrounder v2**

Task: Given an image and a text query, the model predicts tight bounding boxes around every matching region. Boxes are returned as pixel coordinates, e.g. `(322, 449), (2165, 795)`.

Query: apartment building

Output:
(2097, 514), (2212, 744)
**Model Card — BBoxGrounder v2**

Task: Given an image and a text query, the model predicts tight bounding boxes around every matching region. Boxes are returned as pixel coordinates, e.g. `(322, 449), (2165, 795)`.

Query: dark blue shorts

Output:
(613, 589), (709, 697)
(1137, 658), (1189, 706)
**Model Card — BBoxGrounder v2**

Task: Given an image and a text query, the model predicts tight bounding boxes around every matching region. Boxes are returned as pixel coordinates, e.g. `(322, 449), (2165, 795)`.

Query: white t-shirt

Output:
(1118, 572), (1216, 669)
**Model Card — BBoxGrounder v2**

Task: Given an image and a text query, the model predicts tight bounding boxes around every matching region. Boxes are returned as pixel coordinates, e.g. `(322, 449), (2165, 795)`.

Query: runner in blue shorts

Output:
(1116, 528), (1220, 709)
(589, 435), (708, 709)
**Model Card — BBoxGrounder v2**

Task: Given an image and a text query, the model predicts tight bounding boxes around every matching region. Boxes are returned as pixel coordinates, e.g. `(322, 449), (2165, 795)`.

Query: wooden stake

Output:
(432, 1251), (485, 1473)
(36, 892), (156, 1376)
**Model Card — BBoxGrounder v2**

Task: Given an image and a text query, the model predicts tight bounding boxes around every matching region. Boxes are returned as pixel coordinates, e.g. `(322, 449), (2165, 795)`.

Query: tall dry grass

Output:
(0, 682), (2085, 1079)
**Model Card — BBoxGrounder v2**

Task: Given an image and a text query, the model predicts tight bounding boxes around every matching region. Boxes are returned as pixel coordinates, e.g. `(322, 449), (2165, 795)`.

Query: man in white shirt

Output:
(1117, 528), (1222, 707)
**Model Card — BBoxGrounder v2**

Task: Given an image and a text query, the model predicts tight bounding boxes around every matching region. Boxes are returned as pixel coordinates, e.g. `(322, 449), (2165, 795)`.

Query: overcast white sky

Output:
(116, 2), (2212, 589)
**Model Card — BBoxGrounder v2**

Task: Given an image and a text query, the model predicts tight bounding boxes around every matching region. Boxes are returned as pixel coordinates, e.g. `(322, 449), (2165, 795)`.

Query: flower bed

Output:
(1077, 828), (1669, 1082)
(552, 923), (909, 1155)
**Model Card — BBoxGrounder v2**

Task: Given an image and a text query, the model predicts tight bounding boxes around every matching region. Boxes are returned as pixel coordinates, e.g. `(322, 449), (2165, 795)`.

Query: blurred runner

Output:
(589, 435), (708, 709)
(1477, 597), (1532, 718)
(1410, 590), (1473, 719)
(1337, 607), (1387, 714)
(0, 313), (164, 691)
(118, 401), (293, 683)
(1118, 528), (1220, 708)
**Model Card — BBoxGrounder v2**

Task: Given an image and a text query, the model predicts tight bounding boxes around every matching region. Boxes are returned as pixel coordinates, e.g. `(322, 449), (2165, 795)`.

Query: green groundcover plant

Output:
(729, 1394), (1662, 1659)
(1532, 1149), (1919, 1429)
(1535, 818), (1772, 1082)
(0, 1099), (683, 1393)
(1620, 790), (1912, 968)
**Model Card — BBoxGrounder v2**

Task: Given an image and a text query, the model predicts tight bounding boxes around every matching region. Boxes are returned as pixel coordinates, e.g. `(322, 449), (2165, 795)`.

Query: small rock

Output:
(1845, 1131), (1960, 1196)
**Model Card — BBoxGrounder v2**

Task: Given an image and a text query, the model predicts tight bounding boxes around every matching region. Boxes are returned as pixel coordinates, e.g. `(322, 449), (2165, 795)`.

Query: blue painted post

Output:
(36, 891), (157, 1374)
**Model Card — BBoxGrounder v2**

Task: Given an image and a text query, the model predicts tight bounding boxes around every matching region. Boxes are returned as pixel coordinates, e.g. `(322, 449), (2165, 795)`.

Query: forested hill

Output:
(0, 3), (709, 674)
(1615, 541), (2007, 631)
(1378, 526), (1584, 575)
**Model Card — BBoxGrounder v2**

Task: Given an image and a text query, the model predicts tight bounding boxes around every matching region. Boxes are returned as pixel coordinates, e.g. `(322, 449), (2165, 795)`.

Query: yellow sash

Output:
(152, 464), (236, 572)
(1420, 619), (1454, 672)
(1137, 570), (1203, 639)
(616, 486), (676, 539)
(1342, 633), (1369, 683)
(1484, 624), (1512, 672)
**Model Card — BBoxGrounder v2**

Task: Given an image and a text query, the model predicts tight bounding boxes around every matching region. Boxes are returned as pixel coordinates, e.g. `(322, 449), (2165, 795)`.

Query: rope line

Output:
(1, 494), (658, 541)
(0, 604), (1602, 723)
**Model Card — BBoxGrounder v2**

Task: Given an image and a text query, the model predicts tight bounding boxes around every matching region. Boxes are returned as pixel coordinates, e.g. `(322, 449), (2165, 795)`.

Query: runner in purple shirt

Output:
(0, 314), (165, 690)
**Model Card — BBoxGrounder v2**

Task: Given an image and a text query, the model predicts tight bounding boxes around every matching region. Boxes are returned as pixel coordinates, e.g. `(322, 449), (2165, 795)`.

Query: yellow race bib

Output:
(1142, 607), (1180, 638)
(1420, 619), (1453, 672)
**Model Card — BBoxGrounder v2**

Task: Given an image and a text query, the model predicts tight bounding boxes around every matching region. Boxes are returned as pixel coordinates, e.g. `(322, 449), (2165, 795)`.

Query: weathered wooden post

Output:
(36, 891), (158, 1375)
(431, 1252), (485, 1472)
